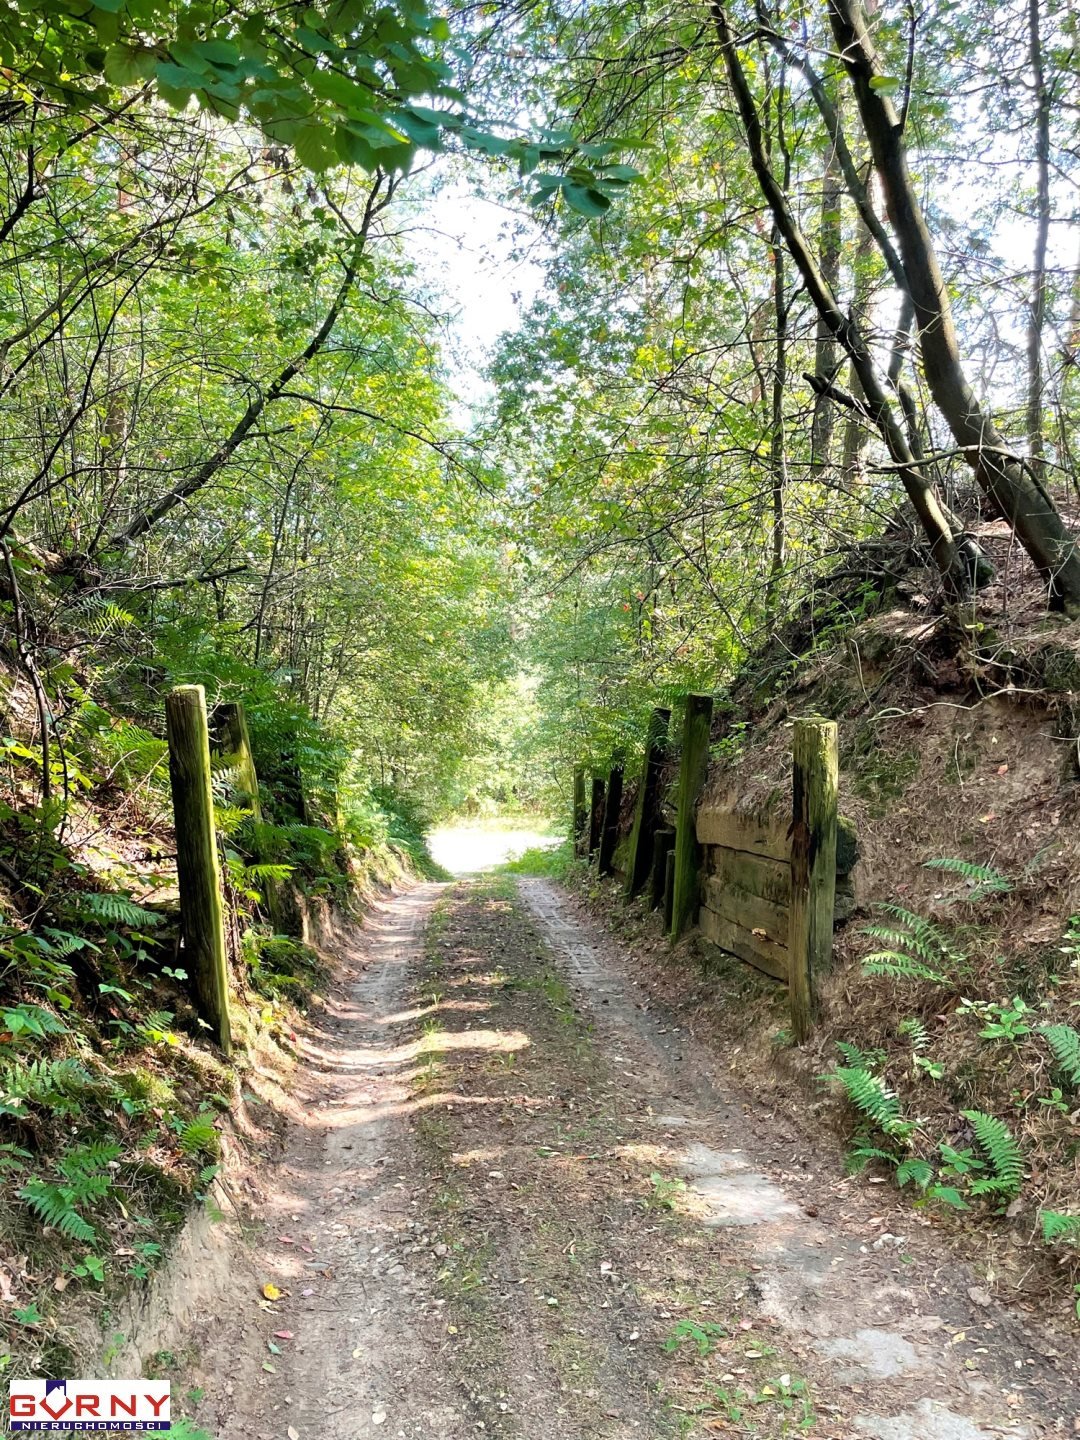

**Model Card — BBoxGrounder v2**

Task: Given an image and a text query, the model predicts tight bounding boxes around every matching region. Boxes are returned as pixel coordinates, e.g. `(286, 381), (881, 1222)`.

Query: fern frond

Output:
(65, 891), (162, 930)
(896, 1157), (933, 1189)
(862, 951), (947, 984)
(845, 1145), (897, 1175)
(1040, 1024), (1080, 1087)
(830, 1066), (909, 1137)
(1040, 1210), (1080, 1245)
(19, 1180), (97, 1242)
(178, 1118), (219, 1157)
(869, 904), (957, 959)
(836, 1040), (887, 1068)
(963, 1110), (1024, 1199)
(898, 1018), (930, 1051)
(924, 856), (1012, 899)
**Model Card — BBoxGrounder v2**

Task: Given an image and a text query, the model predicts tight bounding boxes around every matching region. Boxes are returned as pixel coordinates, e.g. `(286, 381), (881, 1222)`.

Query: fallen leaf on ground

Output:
(288, 1428), (300, 1440)
(274, 1330), (294, 1340)
(262, 1282), (283, 1301)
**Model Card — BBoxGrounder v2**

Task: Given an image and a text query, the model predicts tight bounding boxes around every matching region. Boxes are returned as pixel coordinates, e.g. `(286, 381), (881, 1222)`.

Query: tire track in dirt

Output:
(519, 877), (1078, 1440)
(189, 883), (477, 1440)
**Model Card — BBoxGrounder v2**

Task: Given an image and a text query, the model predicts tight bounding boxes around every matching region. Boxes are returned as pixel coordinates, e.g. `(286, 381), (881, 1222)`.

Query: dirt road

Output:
(187, 877), (1078, 1439)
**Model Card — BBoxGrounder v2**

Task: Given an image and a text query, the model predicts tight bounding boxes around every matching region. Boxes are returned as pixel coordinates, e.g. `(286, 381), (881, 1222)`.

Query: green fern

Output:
(836, 1040), (887, 1069)
(963, 1110), (1024, 1199)
(64, 891), (162, 930)
(830, 1066), (912, 1139)
(0, 1058), (116, 1117)
(845, 1144), (899, 1175)
(859, 904), (961, 985)
(1040, 1024), (1080, 1087)
(862, 951), (947, 984)
(898, 1018), (929, 1051)
(923, 856), (1013, 900)
(19, 1141), (121, 1244)
(177, 1116), (219, 1157)
(896, 1157), (933, 1188)
(1040, 1210), (1080, 1246)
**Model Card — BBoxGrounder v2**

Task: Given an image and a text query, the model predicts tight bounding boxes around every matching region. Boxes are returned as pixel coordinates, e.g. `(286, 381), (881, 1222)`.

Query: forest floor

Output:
(180, 877), (1080, 1440)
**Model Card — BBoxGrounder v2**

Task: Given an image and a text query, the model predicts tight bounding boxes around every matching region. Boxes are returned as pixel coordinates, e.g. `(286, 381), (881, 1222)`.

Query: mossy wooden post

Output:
(572, 765), (588, 855)
(166, 685), (232, 1055)
(670, 694), (713, 940)
(212, 700), (283, 932)
(588, 776), (605, 859)
(650, 827), (675, 910)
(788, 716), (838, 1044)
(624, 707), (671, 898)
(597, 754), (624, 877)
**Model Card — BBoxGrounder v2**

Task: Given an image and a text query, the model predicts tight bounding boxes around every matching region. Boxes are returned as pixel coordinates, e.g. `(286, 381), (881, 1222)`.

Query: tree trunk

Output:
(1026, 0), (1051, 476)
(711, 1), (968, 598)
(829, 0), (1080, 613)
(812, 116), (843, 473)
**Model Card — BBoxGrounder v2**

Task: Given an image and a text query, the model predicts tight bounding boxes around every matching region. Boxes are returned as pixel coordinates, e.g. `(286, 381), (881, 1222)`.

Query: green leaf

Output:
(562, 183), (611, 218)
(869, 75), (901, 95)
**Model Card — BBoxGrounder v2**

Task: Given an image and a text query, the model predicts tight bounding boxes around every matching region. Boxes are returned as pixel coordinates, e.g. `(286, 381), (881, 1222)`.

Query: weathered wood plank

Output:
(588, 776), (605, 858)
(705, 845), (790, 906)
(598, 756), (624, 877)
(572, 766), (588, 855)
(671, 694), (713, 939)
(650, 827), (675, 911)
(701, 876), (789, 944)
(700, 905), (789, 982)
(696, 807), (789, 861)
(624, 707), (671, 898)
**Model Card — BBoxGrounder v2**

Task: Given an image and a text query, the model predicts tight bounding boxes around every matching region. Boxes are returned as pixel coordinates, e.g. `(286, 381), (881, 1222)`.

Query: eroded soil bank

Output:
(177, 877), (1079, 1439)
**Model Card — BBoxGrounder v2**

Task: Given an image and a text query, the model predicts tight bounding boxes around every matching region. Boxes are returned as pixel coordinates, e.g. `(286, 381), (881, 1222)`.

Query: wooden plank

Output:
(705, 845), (790, 905)
(166, 685), (232, 1055)
(700, 905), (789, 982)
(624, 707), (671, 898)
(789, 717), (838, 1043)
(650, 827), (675, 911)
(589, 776), (606, 856)
(572, 766), (588, 855)
(696, 807), (789, 861)
(671, 694), (713, 939)
(701, 876), (789, 944)
(598, 756), (624, 877)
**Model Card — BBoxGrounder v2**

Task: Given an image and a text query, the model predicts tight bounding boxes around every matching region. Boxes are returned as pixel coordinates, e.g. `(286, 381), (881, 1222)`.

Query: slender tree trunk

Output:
(829, 0), (1080, 613)
(1026, 0), (1051, 475)
(812, 116), (843, 472)
(710, 1), (968, 597)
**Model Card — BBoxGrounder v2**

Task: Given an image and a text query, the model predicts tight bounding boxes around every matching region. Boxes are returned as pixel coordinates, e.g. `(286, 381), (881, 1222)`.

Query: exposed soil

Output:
(176, 877), (1080, 1440)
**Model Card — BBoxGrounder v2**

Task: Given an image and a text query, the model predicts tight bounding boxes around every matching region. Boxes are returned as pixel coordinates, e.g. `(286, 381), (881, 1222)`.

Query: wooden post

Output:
(670, 694), (714, 940)
(597, 755), (624, 877)
(650, 827), (675, 911)
(166, 685), (232, 1055)
(788, 716), (838, 1044)
(212, 701), (284, 932)
(662, 848), (676, 934)
(572, 765), (588, 855)
(624, 707), (671, 898)
(588, 776), (605, 858)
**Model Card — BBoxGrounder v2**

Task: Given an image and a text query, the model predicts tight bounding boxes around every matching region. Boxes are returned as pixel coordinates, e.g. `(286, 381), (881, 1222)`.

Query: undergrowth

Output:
(825, 855), (1080, 1315)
